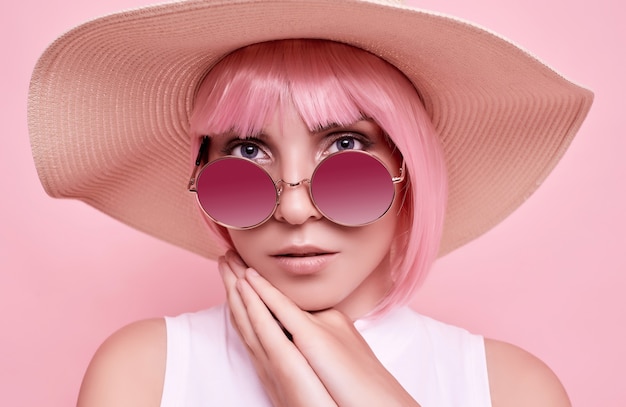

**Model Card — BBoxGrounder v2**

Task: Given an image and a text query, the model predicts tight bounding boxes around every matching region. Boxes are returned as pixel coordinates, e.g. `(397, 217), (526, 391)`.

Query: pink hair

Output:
(190, 40), (448, 316)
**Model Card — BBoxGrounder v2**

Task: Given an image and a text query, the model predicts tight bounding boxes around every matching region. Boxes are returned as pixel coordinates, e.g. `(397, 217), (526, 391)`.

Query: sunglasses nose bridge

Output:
(275, 178), (311, 199)
(273, 178), (321, 225)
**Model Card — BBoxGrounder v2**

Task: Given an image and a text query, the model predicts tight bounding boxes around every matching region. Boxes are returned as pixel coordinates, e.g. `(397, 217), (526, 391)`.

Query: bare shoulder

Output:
(77, 318), (167, 407)
(484, 338), (571, 407)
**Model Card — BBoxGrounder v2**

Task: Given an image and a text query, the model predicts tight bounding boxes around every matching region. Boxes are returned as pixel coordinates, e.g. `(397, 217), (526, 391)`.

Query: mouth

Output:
(277, 252), (333, 258)
(270, 246), (337, 275)
(272, 245), (336, 258)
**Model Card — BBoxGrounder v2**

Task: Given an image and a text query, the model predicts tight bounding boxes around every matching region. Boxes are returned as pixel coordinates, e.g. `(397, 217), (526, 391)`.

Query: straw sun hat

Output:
(28, 0), (593, 259)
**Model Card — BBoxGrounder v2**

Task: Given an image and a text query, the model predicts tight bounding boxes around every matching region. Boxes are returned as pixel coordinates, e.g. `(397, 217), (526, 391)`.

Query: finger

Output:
(218, 256), (241, 300)
(243, 268), (313, 341)
(217, 257), (244, 332)
(224, 251), (299, 343)
(225, 250), (247, 277)
(236, 277), (294, 349)
(236, 277), (338, 407)
(218, 257), (265, 357)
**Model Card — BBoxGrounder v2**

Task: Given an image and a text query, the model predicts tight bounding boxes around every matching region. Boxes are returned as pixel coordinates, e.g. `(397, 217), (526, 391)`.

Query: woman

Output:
(28, 1), (592, 406)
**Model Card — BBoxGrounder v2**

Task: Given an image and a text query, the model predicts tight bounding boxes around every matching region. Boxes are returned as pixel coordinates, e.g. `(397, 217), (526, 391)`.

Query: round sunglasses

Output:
(188, 144), (405, 229)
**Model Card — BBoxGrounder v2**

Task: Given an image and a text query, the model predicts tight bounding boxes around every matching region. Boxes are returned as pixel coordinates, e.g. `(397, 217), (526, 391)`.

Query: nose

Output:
(273, 179), (323, 225)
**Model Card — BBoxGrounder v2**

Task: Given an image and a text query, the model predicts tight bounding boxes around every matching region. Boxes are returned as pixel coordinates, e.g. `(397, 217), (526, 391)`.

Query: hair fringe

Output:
(190, 39), (448, 317)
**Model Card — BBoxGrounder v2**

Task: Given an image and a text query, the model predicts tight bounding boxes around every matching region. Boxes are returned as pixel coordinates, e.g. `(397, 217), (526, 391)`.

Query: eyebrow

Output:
(312, 122), (343, 133)
(312, 115), (371, 133)
(211, 129), (267, 141)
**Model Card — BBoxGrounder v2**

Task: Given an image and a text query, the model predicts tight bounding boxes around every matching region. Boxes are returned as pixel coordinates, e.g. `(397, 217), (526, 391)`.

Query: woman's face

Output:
(208, 103), (404, 319)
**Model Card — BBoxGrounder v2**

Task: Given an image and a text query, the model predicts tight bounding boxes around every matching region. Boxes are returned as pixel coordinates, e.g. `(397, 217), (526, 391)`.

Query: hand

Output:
(219, 252), (337, 407)
(218, 251), (421, 407)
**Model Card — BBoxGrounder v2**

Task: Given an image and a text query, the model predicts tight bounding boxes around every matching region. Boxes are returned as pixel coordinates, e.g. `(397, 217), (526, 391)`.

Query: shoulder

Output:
(77, 318), (166, 407)
(484, 338), (571, 407)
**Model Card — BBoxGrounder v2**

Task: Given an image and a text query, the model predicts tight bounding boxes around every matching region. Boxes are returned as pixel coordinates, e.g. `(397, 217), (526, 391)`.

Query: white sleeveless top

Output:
(161, 304), (492, 406)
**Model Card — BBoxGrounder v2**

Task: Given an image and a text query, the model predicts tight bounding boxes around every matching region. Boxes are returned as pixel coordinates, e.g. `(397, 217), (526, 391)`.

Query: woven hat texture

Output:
(28, 0), (593, 259)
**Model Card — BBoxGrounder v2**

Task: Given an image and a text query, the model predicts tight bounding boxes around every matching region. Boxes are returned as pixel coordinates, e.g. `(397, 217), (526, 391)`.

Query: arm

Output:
(76, 318), (166, 407)
(485, 338), (571, 407)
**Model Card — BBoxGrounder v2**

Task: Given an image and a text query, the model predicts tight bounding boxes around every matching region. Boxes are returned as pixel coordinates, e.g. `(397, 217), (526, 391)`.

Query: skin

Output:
(77, 105), (573, 406)
(207, 104), (404, 319)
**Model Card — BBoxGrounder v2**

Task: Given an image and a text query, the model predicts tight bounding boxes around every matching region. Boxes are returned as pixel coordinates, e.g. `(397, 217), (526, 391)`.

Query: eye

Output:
(327, 135), (366, 154)
(228, 141), (269, 161)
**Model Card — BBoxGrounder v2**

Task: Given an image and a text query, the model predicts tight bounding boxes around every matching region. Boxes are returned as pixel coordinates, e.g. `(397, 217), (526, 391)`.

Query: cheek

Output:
(361, 216), (398, 256)
(343, 202), (401, 264)
(227, 230), (256, 258)
(227, 228), (274, 272)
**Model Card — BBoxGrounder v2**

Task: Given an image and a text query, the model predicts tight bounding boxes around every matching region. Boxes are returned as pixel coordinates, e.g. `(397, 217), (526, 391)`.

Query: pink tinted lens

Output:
(311, 152), (395, 226)
(196, 158), (277, 228)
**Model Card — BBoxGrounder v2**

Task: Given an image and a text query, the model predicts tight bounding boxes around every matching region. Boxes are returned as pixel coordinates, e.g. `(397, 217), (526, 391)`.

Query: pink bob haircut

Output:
(190, 39), (448, 316)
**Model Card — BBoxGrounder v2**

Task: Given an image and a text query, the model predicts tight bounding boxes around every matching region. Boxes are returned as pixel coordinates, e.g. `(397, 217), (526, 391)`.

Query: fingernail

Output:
(246, 268), (259, 278)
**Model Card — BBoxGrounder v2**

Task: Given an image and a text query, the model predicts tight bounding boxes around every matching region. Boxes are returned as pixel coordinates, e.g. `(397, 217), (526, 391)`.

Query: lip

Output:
(270, 245), (337, 275)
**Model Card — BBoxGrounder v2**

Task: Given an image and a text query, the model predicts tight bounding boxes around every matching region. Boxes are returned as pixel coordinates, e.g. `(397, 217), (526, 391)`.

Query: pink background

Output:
(2, 0), (624, 405)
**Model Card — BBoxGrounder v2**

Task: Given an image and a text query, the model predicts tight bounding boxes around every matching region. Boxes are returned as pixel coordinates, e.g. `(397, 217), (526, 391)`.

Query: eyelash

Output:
(219, 131), (374, 160)
(221, 137), (268, 158)
(325, 132), (373, 152)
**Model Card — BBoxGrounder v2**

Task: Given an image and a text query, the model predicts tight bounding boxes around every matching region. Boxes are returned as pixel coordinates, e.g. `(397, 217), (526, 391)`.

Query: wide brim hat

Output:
(28, 0), (593, 259)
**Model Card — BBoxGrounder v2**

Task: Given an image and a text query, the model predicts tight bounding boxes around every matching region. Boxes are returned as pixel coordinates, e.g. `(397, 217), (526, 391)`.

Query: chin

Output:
(281, 289), (342, 313)
(291, 297), (336, 313)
